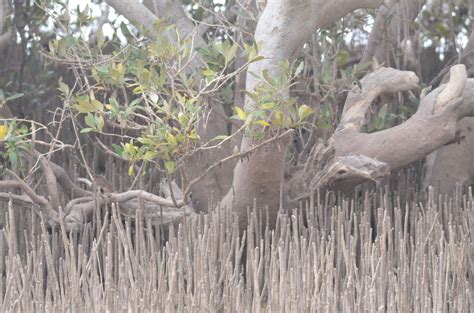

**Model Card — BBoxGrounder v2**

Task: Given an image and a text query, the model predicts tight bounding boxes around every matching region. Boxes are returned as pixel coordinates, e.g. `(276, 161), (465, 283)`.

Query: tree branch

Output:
(108, 190), (185, 208)
(5, 171), (58, 221)
(361, 0), (427, 65)
(0, 192), (33, 207)
(338, 67), (420, 132)
(105, 0), (168, 41)
(49, 161), (92, 199)
(434, 65), (467, 113)
(62, 191), (194, 232)
(334, 66), (472, 172)
(31, 150), (61, 211)
(143, 0), (205, 47)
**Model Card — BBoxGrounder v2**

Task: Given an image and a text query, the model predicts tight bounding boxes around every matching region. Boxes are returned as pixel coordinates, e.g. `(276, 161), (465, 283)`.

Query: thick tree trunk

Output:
(220, 0), (385, 227)
(423, 118), (474, 193)
(0, 0), (11, 52)
(423, 32), (474, 193)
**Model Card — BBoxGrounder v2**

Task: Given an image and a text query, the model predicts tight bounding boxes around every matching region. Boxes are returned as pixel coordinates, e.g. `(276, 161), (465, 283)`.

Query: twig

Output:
(108, 190), (184, 208)
(183, 129), (294, 199)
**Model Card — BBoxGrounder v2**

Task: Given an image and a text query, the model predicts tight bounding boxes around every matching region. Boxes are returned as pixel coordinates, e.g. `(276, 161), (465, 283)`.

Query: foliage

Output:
(0, 120), (29, 174)
(234, 60), (314, 138)
(46, 6), (298, 177)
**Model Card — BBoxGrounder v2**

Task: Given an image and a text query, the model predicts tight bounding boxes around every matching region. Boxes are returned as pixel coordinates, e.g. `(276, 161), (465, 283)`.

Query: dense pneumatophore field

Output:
(0, 189), (472, 312)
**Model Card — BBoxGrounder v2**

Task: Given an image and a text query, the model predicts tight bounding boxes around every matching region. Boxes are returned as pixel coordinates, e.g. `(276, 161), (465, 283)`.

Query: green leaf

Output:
(211, 135), (230, 142)
(188, 130), (199, 140)
(58, 80), (70, 96)
(73, 98), (103, 113)
(112, 144), (124, 156)
(242, 91), (258, 102)
(5, 93), (24, 101)
(295, 61), (305, 76)
(164, 161), (175, 174)
(84, 114), (95, 128)
(80, 127), (95, 133)
(124, 142), (137, 155)
(138, 137), (156, 146)
(143, 151), (158, 161)
(132, 86), (143, 94)
(202, 69), (216, 77)
(262, 69), (276, 86)
(166, 133), (178, 147)
(250, 56), (265, 63)
(96, 115), (105, 131)
(91, 99), (104, 112)
(8, 150), (18, 170)
(298, 105), (314, 121)
(260, 102), (276, 110)
(120, 22), (133, 39)
(225, 43), (238, 62)
(177, 113), (189, 127)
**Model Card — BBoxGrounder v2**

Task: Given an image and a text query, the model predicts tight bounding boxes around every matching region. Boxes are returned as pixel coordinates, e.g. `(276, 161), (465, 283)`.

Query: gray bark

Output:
(220, 0), (387, 228)
(361, 0), (426, 66)
(423, 31), (474, 193)
(334, 65), (470, 170)
(0, 0), (11, 51)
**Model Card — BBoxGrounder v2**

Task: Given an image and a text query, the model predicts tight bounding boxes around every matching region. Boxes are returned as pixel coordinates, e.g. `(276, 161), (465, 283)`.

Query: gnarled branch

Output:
(338, 67), (420, 132)
(334, 65), (471, 176)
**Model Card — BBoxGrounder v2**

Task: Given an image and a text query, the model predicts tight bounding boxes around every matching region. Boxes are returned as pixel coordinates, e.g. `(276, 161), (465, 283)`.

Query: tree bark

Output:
(334, 65), (470, 169)
(0, 0), (11, 52)
(361, 0), (426, 67)
(220, 0), (386, 228)
(423, 31), (474, 193)
(286, 64), (474, 202)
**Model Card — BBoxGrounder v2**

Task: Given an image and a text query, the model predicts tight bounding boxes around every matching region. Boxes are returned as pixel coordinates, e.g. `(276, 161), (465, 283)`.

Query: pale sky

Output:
(67, 0), (226, 39)
(64, 0), (469, 55)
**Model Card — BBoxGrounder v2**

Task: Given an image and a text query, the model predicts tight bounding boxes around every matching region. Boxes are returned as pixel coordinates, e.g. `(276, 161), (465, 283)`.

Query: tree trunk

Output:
(220, 0), (386, 227)
(423, 31), (474, 193)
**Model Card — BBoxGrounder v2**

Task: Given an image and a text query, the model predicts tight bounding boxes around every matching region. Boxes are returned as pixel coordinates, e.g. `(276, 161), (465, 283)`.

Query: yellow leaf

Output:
(133, 86), (143, 94)
(165, 161), (175, 174)
(235, 107), (246, 121)
(166, 133), (178, 147)
(256, 120), (270, 127)
(298, 104), (314, 121)
(273, 111), (283, 126)
(91, 99), (104, 112)
(0, 125), (7, 140)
